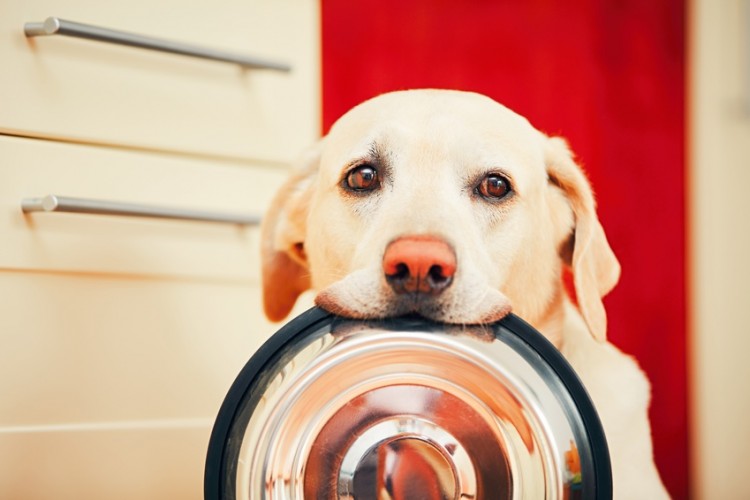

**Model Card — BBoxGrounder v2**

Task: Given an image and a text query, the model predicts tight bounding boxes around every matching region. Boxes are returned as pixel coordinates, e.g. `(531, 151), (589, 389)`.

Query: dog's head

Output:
(261, 90), (619, 342)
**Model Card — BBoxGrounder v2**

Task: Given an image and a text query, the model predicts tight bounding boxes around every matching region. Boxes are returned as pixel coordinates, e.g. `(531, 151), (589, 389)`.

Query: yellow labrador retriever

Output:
(261, 89), (669, 499)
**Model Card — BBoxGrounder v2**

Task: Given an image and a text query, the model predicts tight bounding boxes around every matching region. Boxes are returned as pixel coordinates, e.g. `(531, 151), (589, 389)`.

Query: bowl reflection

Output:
(205, 309), (610, 500)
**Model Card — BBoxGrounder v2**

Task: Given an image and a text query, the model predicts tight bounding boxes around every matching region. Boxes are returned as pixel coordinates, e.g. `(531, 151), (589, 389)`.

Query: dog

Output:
(261, 89), (669, 499)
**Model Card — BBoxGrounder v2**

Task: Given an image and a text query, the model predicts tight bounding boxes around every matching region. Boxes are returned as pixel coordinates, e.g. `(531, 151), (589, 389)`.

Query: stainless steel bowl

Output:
(205, 308), (611, 499)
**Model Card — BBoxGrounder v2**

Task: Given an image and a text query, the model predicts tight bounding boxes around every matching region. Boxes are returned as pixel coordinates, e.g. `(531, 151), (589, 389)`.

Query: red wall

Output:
(321, 1), (687, 497)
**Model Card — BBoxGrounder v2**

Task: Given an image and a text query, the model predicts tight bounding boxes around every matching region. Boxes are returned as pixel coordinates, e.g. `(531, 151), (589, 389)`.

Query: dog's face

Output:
(262, 90), (620, 342)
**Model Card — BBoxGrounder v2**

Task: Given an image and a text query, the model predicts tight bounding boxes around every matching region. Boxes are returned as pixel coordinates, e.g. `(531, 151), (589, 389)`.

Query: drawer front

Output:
(0, 0), (320, 162)
(0, 273), (274, 427)
(0, 427), (210, 500)
(0, 271), (313, 499)
(0, 135), (289, 279)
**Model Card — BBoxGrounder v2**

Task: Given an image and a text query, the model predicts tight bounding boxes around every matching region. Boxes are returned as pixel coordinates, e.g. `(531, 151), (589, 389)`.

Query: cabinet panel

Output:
(0, 272), (275, 426)
(0, 271), (312, 498)
(0, 273), (254, 498)
(0, 0), (320, 162)
(690, 0), (750, 497)
(0, 135), (289, 279)
(0, 426), (209, 500)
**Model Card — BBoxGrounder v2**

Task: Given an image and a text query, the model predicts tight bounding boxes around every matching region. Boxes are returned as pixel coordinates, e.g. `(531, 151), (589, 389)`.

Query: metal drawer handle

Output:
(22, 195), (261, 226)
(24, 16), (291, 72)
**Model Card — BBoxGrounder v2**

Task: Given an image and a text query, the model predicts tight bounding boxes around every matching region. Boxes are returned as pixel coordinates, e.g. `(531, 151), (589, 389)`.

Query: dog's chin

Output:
(314, 273), (512, 325)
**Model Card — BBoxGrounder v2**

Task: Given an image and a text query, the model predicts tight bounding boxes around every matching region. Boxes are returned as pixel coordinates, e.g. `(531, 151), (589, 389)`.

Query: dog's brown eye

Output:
(345, 164), (380, 191)
(477, 174), (511, 200)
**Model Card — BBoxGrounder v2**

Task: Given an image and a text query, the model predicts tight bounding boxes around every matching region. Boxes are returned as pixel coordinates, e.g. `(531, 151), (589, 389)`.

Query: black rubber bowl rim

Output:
(204, 307), (612, 499)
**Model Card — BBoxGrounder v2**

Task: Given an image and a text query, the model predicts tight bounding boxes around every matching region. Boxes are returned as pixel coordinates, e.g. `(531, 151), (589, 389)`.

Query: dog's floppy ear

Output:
(260, 143), (321, 321)
(545, 136), (621, 342)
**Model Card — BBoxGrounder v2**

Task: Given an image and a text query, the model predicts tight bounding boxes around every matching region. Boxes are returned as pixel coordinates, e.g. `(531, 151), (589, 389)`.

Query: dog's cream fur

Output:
(261, 89), (669, 499)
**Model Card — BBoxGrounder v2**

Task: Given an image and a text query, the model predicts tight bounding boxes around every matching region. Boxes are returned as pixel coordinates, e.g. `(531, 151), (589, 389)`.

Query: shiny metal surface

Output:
(337, 416), (474, 499)
(24, 17), (292, 71)
(227, 317), (596, 499)
(21, 195), (260, 225)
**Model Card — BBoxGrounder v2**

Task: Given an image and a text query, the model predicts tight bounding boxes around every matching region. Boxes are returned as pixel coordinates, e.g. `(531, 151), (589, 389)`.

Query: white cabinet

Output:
(0, 1), (319, 498)
(0, 136), (286, 279)
(0, 273), (269, 499)
(690, 0), (750, 498)
(0, 0), (320, 162)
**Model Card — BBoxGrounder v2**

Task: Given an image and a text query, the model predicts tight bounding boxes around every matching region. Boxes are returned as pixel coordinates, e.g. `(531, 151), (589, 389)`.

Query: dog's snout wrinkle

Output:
(383, 236), (456, 296)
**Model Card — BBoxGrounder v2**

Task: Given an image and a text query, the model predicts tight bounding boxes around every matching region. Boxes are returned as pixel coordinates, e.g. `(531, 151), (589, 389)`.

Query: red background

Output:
(321, 1), (688, 497)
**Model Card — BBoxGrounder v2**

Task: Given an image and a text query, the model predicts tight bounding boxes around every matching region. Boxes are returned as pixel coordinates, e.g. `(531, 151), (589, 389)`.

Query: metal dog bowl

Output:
(205, 308), (611, 499)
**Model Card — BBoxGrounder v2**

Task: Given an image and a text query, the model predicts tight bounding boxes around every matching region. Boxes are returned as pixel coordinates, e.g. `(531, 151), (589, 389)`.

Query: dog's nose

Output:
(383, 236), (457, 295)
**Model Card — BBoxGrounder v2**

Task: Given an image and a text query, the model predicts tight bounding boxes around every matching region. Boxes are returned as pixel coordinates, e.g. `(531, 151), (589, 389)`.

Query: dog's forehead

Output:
(321, 90), (544, 173)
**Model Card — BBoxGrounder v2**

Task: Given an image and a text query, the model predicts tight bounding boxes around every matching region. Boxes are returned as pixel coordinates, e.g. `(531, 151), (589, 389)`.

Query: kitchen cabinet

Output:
(0, 0), (319, 162)
(0, 1), (319, 497)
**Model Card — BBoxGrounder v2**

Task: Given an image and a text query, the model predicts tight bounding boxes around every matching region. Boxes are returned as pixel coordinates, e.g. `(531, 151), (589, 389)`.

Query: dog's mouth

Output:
(314, 274), (512, 325)
(311, 235), (513, 324)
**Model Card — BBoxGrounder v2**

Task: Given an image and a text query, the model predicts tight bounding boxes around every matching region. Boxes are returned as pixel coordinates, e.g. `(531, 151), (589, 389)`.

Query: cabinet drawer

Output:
(0, 273), (276, 427)
(0, 271), (314, 498)
(0, 427), (210, 500)
(0, 0), (319, 162)
(0, 135), (288, 279)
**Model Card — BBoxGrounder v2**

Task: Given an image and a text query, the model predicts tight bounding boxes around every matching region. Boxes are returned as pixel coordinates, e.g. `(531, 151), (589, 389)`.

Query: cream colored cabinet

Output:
(690, 1), (750, 498)
(0, 136), (284, 279)
(0, 273), (270, 499)
(0, 1), (319, 498)
(0, 0), (319, 163)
